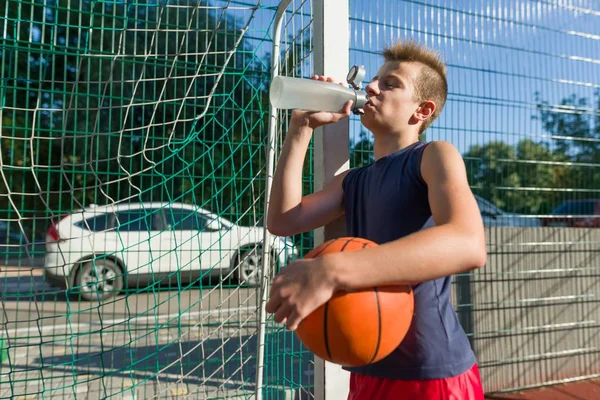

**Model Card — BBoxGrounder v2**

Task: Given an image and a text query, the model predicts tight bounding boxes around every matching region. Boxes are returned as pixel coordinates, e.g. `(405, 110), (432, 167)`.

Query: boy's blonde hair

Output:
(382, 40), (447, 133)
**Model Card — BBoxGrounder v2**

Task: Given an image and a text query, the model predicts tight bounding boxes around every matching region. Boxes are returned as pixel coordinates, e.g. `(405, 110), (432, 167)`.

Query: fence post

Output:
(455, 272), (474, 350)
(313, 0), (351, 399)
(258, 1), (296, 399)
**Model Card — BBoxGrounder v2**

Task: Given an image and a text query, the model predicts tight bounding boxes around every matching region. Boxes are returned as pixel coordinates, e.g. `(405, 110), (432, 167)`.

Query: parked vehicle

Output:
(474, 195), (540, 227)
(0, 220), (26, 244)
(43, 202), (298, 300)
(540, 199), (600, 228)
(1, 221), (45, 263)
(1, 220), (26, 261)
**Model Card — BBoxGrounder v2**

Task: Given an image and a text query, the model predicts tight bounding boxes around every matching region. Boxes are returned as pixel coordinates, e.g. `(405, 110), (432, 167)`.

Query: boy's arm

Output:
(266, 124), (350, 237)
(267, 79), (353, 237)
(266, 140), (487, 330)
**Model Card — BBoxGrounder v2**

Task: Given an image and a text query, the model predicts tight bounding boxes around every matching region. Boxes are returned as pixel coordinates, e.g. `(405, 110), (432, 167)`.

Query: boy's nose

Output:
(365, 80), (379, 97)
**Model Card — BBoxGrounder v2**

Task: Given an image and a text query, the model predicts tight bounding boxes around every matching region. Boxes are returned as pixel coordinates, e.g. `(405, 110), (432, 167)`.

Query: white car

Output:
(43, 202), (297, 300)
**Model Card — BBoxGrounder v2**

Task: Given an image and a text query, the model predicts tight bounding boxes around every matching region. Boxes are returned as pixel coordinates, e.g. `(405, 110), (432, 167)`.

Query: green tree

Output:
(464, 91), (600, 216)
(534, 91), (600, 204)
(464, 139), (575, 215)
(514, 139), (570, 214)
(0, 0), (271, 233)
(535, 92), (599, 162)
(350, 130), (374, 168)
(464, 141), (518, 211)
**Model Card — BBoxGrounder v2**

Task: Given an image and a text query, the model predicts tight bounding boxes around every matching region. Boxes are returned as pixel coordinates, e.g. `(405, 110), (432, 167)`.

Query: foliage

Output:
(465, 91), (600, 214)
(0, 0), (270, 233)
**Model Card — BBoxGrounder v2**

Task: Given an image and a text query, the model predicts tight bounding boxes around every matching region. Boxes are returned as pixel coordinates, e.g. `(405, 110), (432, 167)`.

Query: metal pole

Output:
(313, 0), (351, 399)
(255, 1), (293, 399)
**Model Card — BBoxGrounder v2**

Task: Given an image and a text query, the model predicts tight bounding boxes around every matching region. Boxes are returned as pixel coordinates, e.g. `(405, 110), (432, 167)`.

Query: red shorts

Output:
(348, 363), (484, 400)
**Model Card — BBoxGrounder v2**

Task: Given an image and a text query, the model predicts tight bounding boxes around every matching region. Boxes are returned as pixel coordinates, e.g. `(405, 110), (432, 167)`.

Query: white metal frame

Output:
(258, 0), (350, 398)
(312, 0), (351, 399)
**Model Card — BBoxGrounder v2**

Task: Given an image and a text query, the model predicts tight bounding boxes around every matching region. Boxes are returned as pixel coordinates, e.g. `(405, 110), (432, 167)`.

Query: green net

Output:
(2, 0), (600, 398)
(261, 0), (317, 396)
(0, 0), (310, 398)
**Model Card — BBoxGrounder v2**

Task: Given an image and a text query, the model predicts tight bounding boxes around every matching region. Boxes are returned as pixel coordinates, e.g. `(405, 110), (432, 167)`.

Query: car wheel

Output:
(233, 248), (264, 286)
(75, 259), (124, 301)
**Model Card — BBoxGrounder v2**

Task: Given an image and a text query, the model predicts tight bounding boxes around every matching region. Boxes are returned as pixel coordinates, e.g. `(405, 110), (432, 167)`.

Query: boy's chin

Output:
(359, 112), (374, 124)
(360, 114), (382, 132)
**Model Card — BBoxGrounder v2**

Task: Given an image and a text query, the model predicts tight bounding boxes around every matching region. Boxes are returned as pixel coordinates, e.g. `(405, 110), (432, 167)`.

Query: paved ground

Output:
(485, 378), (600, 399)
(4, 265), (597, 400)
(0, 266), (312, 400)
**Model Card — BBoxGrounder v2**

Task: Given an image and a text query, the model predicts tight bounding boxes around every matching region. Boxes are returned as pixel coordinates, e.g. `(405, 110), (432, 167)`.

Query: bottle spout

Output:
(352, 91), (368, 115)
(347, 65), (368, 115)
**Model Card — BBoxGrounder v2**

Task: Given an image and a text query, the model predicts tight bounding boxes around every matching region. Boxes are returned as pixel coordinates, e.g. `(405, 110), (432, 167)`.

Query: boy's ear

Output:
(414, 100), (436, 121)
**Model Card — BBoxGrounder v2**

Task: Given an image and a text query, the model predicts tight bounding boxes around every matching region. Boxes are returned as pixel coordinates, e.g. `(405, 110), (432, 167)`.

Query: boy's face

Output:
(360, 61), (425, 135)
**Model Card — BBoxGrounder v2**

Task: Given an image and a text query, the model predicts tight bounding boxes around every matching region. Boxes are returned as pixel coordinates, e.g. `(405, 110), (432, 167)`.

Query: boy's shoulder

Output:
(420, 140), (466, 184)
(421, 140), (462, 165)
(422, 139), (458, 153)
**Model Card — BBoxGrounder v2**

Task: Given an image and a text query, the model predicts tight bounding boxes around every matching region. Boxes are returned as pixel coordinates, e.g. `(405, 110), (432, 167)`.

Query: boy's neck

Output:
(372, 134), (420, 161)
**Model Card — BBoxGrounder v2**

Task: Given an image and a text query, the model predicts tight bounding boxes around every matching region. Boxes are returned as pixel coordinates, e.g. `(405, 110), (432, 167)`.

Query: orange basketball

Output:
(295, 237), (414, 367)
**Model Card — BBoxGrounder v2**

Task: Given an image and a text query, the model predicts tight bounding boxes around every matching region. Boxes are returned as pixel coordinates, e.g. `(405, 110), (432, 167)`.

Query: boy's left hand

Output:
(265, 255), (340, 331)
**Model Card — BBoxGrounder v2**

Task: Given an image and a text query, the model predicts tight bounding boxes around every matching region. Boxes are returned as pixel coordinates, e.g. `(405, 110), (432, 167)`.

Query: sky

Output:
(224, 0), (599, 154)
(346, 0), (600, 153)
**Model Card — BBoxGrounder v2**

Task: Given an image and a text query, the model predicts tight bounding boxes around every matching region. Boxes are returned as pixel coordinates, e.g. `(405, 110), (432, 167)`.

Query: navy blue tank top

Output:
(341, 141), (475, 380)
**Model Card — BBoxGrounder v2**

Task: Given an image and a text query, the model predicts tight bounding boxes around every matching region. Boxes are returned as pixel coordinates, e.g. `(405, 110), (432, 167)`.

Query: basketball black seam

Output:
(368, 288), (382, 364)
(313, 238), (371, 259)
(340, 238), (354, 251)
(312, 239), (337, 258)
(349, 238), (363, 248)
(324, 302), (332, 361)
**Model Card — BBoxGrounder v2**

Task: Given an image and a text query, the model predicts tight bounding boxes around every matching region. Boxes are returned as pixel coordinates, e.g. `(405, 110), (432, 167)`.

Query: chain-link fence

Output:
(1, 0), (599, 398)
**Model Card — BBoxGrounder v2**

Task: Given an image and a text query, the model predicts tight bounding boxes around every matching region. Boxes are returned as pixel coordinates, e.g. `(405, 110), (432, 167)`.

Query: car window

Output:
(0, 221), (25, 244)
(553, 201), (596, 215)
(168, 208), (220, 231)
(114, 210), (163, 231)
(76, 213), (114, 231)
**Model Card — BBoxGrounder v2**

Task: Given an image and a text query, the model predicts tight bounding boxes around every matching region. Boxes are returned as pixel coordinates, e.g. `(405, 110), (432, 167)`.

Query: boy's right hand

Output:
(290, 75), (353, 130)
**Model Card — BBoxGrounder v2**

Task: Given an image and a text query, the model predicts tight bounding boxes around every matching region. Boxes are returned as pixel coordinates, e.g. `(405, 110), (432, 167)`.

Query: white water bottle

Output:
(269, 75), (368, 114)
